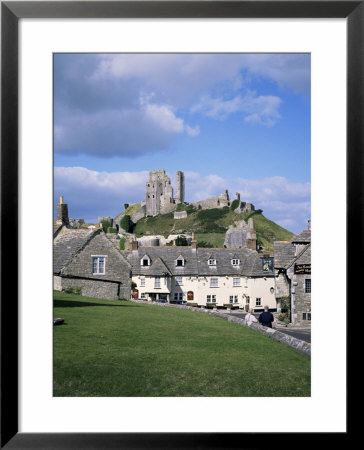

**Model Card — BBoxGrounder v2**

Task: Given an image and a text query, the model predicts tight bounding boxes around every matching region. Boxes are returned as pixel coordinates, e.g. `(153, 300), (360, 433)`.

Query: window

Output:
(92, 256), (105, 274)
(207, 295), (216, 303)
(208, 259), (216, 266)
(175, 276), (183, 286)
(140, 277), (145, 287)
(210, 278), (219, 288)
(141, 256), (150, 266)
(303, 312), (311, 321)
(255, 298), (261, 306)
(154, 277), (161, 288)
(229, 295), (238, 303)
(141, 293), (146, 299)
(233, 277), (241, 287)
(176, 257), (184, 267)
(174, 292), (183, 301)
(232, 259), (240, 266)
(305, 279), (311, 293)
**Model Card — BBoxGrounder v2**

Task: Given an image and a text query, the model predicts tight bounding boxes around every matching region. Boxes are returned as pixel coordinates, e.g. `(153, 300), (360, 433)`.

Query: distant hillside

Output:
(130, 203), (293, 253)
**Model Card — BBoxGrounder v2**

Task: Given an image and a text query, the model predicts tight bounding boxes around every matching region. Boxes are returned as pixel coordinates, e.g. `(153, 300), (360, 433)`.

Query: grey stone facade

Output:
(54, 227), (131, 300)
(273, 223), (311, 326)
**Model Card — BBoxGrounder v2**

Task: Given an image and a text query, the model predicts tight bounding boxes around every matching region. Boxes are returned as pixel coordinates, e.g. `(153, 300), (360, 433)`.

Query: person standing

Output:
(258, 305), (274, 328)
(245, 308), (258, 326)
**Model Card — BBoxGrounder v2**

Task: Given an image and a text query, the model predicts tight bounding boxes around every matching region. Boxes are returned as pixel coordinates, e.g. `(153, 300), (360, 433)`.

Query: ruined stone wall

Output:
(175, 171), (185, 204)
(131, 205), (146, 223)
(146, 169), (175, 216)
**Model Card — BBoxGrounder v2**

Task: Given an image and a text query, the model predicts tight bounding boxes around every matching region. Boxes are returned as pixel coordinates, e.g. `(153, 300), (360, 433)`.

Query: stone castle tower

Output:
(175, 171), (185, 204)
(145, 169), (185, 217)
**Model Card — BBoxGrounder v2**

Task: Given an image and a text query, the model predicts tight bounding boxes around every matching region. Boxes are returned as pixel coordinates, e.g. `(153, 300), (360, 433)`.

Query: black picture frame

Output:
(1, 1), (359, 448)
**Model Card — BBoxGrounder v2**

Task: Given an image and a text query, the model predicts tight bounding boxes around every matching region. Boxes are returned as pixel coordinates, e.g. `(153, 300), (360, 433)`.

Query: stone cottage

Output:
(53, 197), (131, 300)
(274, 220), (311, 326)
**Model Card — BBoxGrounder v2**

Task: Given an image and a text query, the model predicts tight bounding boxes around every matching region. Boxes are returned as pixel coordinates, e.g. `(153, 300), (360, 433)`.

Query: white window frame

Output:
(154, 276), (161, 288)
(140, 277), (145, 287)
(141, 293), (146, 299)
(255, 297), (262, 306)
(207, 295), (216, 303)
(233, 277), (241, 287)
(229, 295), (239, 303)
(175, 257), (185, 267)
(175, 276), (183, 286)
(210, 277), (219, 288)
(231, 259), (240, 266)
(92, 255), (106, 274)
(208, 259), (216, 266)
(141, 257), (150, 267)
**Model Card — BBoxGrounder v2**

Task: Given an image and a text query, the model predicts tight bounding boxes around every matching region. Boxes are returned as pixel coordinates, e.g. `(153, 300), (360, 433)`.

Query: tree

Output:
(120, 215), (132, 232)
(100, 220), (110, 232)
(175, 235), (188, 246)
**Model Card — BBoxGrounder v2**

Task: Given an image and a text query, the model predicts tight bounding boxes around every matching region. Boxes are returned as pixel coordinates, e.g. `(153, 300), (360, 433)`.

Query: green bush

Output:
(124, 203), (129, 211)
(278, 313), (290, 324)
(107, 227), (117, 234)
(101, 220), (110, 231)
(63, 287), (81, 295)
(119, 238), (126, 250)
(230, 199), (240, 211)
(175, 235), (189, 246)
(120, 215), (132, 232)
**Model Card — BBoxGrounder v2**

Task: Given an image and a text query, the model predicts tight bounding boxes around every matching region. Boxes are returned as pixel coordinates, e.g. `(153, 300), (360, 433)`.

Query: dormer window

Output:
(141, 255), (151, 267)
(176, 255), (185, 267)
(232, 259), (240, 266)
(208, 259), (216, 266)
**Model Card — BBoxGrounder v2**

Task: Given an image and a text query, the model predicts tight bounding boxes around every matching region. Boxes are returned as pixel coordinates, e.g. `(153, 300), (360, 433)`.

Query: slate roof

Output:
(273, 242), (296, 268)
(290, 230), (311, 243)
(127, 247), (273, 277)
(286, 243), (311, 269)
(53, 221), (63, 238)
(53, 228), (97, 274)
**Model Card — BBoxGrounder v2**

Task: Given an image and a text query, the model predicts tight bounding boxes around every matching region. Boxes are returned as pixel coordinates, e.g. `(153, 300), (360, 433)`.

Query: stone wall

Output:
(129, 299), (311, 357)
(131, 204), (146, 223)
(174, 211), (187, 220)
(58, 277), (121, 300)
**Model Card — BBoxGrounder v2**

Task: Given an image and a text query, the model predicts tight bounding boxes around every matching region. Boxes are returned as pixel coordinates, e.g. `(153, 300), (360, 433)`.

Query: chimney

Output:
(57, 195), (69, 225)
(131, 239), (138, 251)
(308, 219), (311, 231)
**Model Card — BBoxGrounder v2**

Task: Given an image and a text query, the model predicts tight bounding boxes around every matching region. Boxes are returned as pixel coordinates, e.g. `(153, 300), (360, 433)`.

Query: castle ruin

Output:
(145, 169), (185, 216)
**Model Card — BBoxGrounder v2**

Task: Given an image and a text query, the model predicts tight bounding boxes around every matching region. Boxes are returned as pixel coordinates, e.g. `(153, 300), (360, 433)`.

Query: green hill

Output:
(131, 204), (293, 253)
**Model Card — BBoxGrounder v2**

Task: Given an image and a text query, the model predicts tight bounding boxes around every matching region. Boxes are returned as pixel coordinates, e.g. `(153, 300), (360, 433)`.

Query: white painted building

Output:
(127, 246), (276, 311)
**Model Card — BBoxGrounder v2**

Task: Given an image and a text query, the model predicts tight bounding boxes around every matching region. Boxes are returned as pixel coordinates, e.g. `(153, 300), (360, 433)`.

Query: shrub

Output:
(278, 313), (290, 324)
(175, 235), (188, 246)
(119, 238), (126, 250)
(120, 215), (132, 232)
(101, 220), (110, 231)
(124, 203), (129, 211)
(107, 227), (117, 234)
(64, 287), (81, 295)
(230, 199), (240, 211)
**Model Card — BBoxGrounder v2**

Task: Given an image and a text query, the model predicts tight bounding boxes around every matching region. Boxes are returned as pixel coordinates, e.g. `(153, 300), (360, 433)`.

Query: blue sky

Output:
(54, 53), (310, 233)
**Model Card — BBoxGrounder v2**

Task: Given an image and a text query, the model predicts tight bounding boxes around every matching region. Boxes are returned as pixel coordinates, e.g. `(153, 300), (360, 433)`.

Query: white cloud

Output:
(191, 92), (282, 126)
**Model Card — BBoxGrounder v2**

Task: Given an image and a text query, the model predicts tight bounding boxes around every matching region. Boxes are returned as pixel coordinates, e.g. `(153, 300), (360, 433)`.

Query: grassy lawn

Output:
(54, 291), (310, 397)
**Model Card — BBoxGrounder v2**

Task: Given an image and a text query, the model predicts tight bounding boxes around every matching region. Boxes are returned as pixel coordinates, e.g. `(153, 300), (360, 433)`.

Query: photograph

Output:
(53, 53), (311, 397)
